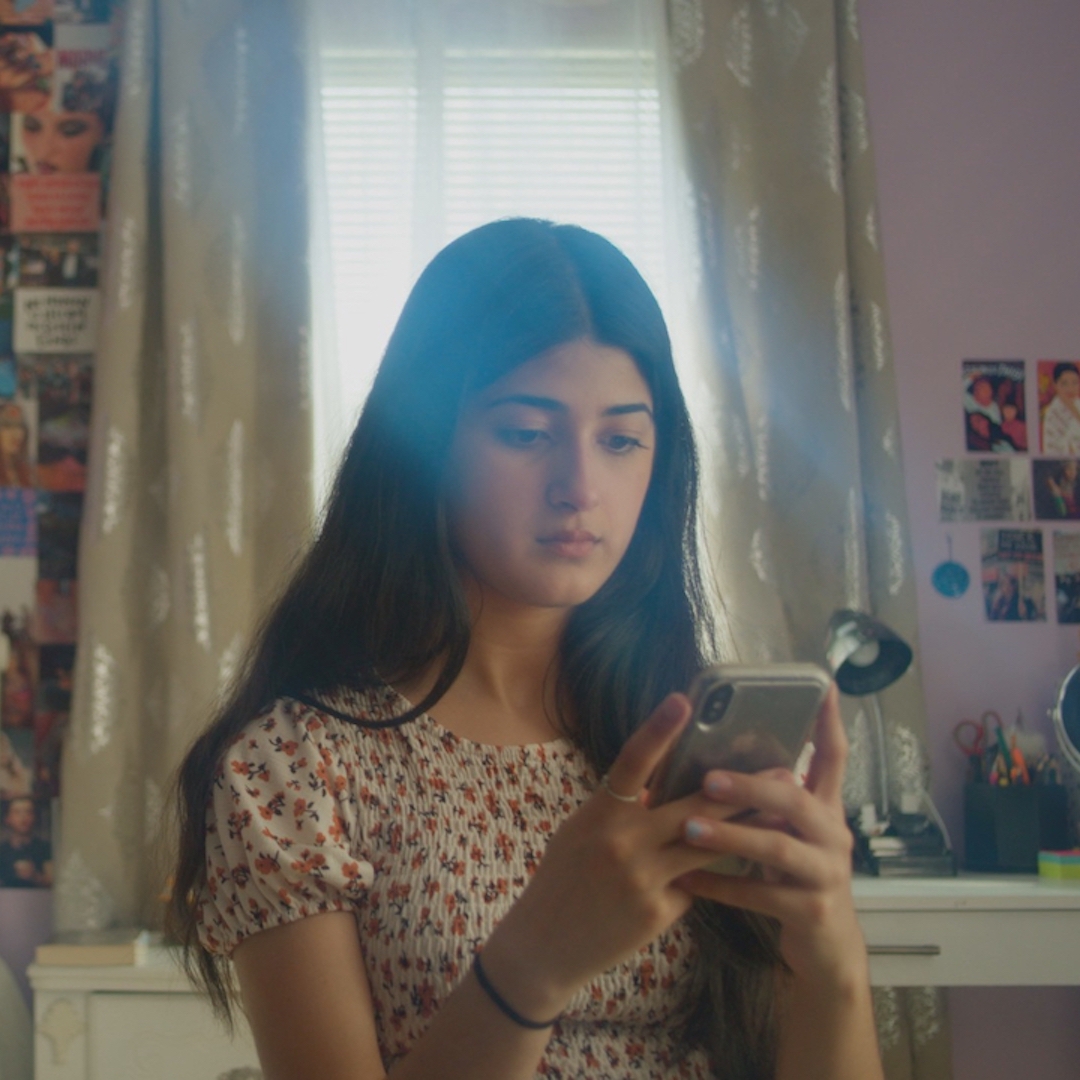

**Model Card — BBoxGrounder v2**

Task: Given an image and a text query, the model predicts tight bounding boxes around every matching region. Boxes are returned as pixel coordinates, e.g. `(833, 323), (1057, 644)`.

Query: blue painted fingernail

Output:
(705, 773), (733, 797)
(685, 819), (710, 841)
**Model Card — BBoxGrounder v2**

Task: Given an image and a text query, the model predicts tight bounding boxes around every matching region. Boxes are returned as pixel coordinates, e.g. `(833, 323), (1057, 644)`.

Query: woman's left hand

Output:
(674, 683), (867, 988)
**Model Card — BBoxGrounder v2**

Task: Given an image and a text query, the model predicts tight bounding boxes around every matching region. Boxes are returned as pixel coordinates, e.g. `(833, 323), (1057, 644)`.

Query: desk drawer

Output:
(860, 909), (1080, 986)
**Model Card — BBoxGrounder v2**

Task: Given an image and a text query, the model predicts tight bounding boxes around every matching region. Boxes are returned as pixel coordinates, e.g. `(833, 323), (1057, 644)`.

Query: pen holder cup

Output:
(963, 783), (1070, 872)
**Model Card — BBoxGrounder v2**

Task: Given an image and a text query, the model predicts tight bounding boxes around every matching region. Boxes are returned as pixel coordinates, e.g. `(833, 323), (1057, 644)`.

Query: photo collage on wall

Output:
(0, 0), (114, 890)
(937, 357), (1080, 625)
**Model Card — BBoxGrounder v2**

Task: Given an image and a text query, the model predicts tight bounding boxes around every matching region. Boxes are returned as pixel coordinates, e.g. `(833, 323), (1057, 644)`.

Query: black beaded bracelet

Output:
(472, 953), (560, 1031)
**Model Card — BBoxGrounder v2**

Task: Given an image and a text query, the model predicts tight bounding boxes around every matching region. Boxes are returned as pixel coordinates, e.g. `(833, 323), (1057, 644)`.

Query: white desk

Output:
(27, 875), (1080, 1078)
(853, 873), (1080, 987)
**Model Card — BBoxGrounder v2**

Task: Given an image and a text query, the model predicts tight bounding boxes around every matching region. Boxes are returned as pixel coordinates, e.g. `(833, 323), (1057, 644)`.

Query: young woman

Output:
(171, 219), (881, 1080)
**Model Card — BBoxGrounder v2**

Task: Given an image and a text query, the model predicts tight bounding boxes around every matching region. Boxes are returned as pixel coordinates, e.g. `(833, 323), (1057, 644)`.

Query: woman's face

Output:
(20, 107), (103, 173)
(445, 339), (656, 613)
(1055, 370), (1080, 403)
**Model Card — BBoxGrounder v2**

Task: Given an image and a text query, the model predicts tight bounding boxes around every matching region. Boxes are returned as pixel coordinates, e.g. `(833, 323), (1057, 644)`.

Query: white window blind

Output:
(316, 32), (669, 450)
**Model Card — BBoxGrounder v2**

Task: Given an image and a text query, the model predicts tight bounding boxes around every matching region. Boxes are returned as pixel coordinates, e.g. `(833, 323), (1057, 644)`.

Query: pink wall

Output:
(859, 1), (1080, 1077)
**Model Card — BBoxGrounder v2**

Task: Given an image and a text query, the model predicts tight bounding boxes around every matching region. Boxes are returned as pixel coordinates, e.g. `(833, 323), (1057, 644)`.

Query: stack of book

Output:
(34, 929), (162, 967)
(855, 830), (958, 877)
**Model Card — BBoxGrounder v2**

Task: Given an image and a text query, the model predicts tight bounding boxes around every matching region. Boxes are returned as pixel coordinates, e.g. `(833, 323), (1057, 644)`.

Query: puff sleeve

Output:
(196, 701), (375, 955)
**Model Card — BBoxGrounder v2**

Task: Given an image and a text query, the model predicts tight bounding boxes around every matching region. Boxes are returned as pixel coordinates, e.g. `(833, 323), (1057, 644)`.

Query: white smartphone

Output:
(647, 662), (832, 874)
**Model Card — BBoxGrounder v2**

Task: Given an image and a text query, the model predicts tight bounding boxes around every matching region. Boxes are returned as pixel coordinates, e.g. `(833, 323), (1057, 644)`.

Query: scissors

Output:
(952, 711), (1004, 783)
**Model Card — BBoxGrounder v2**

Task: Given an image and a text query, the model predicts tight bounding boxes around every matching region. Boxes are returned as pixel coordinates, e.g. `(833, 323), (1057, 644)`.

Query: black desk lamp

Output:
(825, 609), (956, 876)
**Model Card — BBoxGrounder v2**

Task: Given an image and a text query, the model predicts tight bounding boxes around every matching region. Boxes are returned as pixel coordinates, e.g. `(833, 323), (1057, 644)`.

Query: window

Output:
(311, 1), (674, 492)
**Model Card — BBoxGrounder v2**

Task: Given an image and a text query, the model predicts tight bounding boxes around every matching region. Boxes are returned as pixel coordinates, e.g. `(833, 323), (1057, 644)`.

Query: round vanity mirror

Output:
(1051, 664), (1080, 777)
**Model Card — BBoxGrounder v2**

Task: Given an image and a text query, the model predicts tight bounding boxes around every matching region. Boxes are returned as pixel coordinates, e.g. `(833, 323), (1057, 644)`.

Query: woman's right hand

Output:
(477, 692), (745, 1022)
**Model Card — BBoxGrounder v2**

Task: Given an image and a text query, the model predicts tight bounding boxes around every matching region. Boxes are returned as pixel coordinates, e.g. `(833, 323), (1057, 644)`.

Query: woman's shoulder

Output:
(224, 685), (412, 765)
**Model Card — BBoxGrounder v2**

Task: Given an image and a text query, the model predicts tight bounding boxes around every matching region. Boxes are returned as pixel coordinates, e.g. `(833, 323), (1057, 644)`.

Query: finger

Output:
(678, 815), (839, 886)
(602, 693), (691, 801)
(804, 683), (848, 805)
(697, 771), (846, 846)
(674, 869), (809, 922)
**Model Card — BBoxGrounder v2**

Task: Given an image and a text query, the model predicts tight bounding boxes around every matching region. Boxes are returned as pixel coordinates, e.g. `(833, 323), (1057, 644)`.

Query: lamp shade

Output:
(825, 609), (913, 696)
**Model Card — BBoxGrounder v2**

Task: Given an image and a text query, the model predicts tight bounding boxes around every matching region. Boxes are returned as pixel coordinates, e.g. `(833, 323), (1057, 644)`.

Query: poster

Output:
(10, 172), (100, 231)
(981, 528), (1046, 622)
(17, 232), (98, 287)
(937, 458), (1031, 522)
(14, 286), (99, 352)
(1053, 532), (1080, 624)
(963, 360), (1027, 453)
(1037, 360), (1080, 456)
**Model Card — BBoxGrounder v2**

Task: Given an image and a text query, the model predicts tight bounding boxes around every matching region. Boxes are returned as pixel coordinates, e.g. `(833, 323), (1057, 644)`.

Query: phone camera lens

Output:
(701, 684), (733, 726)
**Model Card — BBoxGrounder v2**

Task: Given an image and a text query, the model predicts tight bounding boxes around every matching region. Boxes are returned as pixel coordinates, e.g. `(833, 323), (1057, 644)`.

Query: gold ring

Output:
(599, 773), (640, 804)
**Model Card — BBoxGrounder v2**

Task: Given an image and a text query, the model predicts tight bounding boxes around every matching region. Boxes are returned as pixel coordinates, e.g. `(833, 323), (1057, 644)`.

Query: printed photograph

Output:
(0, 562), (36, 730)
(36, 489), (81, 578)
(1053, 532), (1080, 625)
(0, 727), (32, 797)
(963, 360), (1027, 453)
(36, 642), (73, 714)
(0, 25), (52, 113)
(1038, 360), (1080, 456)
(0, 488), (36, 555)
(37, 355), (91, 492)
(1033, 459), (1080, 520)
(32, 709), (62, 796)
(981, 528), (1046, 622)
(0, 794), (52, 887)
(55, 0), (111, 22)
(18, 232), (99, 288)
(0, 2), (55, 26)
(33, 576), (76, 643)
(937, 458), (1031, 522)
(0, 391), (36, 486)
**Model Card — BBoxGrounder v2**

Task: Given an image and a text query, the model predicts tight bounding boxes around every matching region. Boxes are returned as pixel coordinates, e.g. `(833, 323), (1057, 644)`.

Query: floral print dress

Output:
(198, 686), (713, 1078)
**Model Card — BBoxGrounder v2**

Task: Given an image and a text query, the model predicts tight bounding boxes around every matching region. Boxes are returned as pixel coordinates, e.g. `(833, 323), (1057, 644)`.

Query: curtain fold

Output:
(663, 1), (951, 1077)
(55, 0), (312, 931)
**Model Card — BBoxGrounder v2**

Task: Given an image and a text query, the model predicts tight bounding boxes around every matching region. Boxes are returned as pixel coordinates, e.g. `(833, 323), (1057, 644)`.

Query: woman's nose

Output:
(546, 440), (600, 512)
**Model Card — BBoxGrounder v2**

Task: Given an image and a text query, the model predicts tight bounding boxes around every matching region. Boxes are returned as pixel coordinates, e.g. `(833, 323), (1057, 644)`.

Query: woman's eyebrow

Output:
(485, 394), (654, 420)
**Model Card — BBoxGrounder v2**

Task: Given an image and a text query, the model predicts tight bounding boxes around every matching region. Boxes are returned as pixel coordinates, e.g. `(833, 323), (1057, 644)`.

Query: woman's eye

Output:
(603, 433), (646, 454)
(58, 120), (90, 138)
(22, 116), (42, 134)
(496, 427), (549, 448)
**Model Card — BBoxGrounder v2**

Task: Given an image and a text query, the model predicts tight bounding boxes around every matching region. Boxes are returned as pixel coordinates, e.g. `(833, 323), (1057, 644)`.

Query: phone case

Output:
(648, 662), (831, 875)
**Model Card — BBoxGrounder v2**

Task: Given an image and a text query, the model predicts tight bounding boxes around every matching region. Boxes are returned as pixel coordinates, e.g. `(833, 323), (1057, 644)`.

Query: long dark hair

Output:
(169, 219), (781, 1077)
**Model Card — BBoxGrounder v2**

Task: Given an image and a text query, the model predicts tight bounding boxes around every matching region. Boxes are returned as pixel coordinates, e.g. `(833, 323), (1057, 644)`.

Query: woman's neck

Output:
(398, 582), (571, 746)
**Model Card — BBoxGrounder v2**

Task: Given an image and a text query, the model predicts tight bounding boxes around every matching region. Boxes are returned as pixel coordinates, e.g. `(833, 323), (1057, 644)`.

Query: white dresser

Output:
(28, 952), (260, 1080)
(27, 874), (1080, 1079)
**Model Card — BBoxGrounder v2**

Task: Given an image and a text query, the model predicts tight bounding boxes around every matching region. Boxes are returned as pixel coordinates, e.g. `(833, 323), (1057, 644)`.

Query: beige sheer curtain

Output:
(664, 1), (951, 1077)
(54, 0), (312, 931)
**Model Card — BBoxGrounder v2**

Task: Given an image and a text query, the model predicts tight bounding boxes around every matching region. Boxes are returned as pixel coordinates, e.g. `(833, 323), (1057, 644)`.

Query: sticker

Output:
(931, 536), (970, 598)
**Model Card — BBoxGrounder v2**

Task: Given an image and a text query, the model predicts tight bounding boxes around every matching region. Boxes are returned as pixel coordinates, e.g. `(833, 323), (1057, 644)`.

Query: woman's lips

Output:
(538, 530), (599, 558)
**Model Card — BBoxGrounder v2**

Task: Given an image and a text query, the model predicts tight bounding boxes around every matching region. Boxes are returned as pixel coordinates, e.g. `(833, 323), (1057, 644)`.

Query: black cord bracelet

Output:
(472, 953), (560, 1031)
